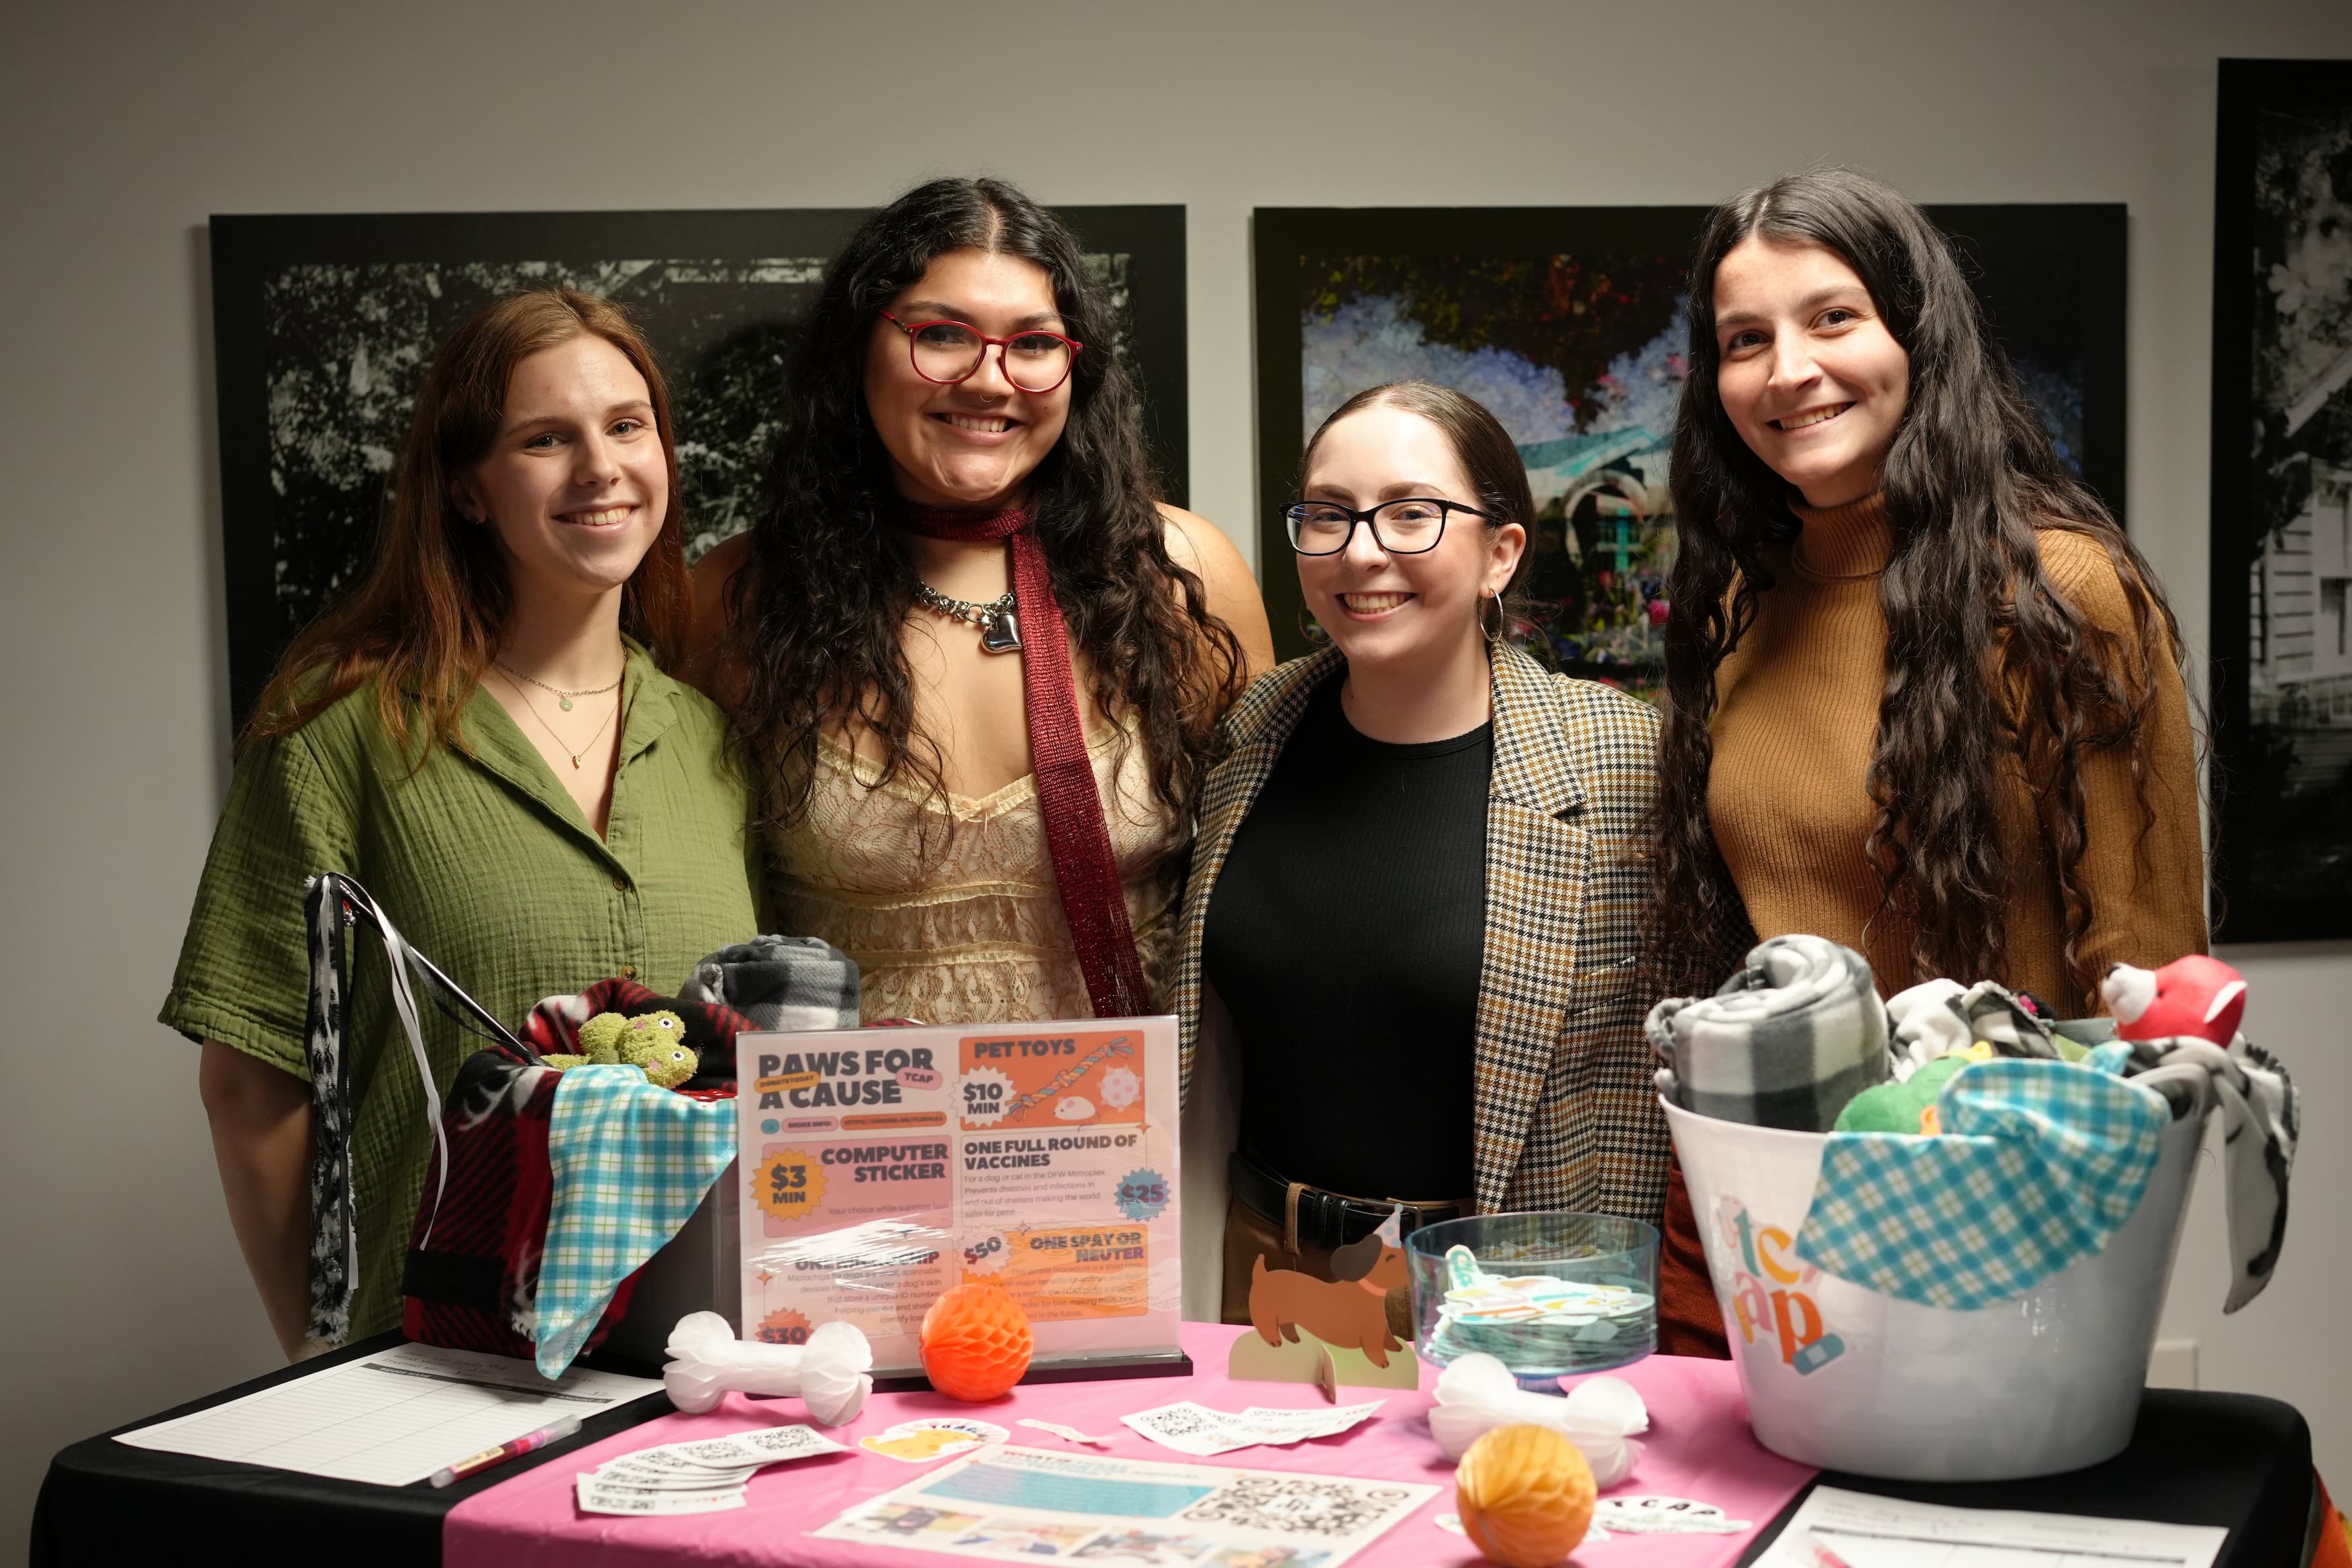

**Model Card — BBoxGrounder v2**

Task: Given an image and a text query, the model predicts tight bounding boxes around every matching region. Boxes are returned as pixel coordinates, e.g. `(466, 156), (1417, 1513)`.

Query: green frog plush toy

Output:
(1834, 1048), (1982, 1134)
(543, 1009), (700, 1089)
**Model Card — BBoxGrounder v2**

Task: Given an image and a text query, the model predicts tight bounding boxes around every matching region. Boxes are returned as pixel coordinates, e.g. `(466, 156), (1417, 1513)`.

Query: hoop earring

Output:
(1481, 593), (1504, 645)
(1296, 604), (1330, 646)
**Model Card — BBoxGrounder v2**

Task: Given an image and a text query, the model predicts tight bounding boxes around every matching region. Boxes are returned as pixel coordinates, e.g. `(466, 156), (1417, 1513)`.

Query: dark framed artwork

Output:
(1253, 205), (2127, 691)
(2210, 58), (2352, 942)
(209, 205), (1188, 730)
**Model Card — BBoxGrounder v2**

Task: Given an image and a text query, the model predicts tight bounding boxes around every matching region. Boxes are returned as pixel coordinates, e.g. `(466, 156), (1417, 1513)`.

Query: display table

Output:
(34, 1324), (2319, 1568)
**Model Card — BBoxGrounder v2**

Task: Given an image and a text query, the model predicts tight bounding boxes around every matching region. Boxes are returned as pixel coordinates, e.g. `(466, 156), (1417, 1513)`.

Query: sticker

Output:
(898, 1065), (942, 1091)
(1590, 1496), (1751, 1534)
(859, 1418), (1010, 1464)
(959, 1065), (1016, 1128)
(1116, 1167), (1171, 1222)
(1016, 1417), (1114, 1447)
(750, 1146), (827, 1225)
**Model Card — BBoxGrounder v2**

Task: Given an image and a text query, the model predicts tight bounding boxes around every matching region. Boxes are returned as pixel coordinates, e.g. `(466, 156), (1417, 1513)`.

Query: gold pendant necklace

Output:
(494, 656), (625, 712)
(498, 669), (622, 769)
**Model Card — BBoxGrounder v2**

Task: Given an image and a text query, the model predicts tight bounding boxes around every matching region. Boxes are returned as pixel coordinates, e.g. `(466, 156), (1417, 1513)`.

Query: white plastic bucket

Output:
(1663, 1093), (2206, 1481)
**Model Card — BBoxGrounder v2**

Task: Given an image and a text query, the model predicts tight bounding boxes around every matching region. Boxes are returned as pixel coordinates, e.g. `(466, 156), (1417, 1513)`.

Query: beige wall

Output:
(5, 0), (2350, 1551)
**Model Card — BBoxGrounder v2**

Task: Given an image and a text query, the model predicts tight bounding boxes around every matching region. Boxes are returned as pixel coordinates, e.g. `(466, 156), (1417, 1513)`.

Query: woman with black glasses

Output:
(692, 178), (1272, 1027)
(1171, 381), (1700, 1344)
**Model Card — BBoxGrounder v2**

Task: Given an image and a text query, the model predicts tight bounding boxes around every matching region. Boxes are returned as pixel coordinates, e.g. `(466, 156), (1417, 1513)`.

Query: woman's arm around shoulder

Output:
(684, 531), (754, 709)
(2036, 529), (2207, 969)
(1160, 504), (1277, 683)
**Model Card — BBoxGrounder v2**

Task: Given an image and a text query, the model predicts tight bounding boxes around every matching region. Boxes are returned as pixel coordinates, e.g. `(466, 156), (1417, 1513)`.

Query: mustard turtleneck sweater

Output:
(1706, 493), (2207, 1014)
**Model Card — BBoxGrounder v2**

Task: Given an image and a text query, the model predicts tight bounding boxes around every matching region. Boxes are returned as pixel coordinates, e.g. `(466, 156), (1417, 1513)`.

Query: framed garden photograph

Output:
(2210, 57), (2352, 943)
(208, 205), (1188, 730)
(1253, 204), (2127, 693)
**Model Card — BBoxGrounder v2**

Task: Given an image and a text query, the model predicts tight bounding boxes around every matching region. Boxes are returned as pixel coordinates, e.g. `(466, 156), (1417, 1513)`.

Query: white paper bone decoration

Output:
(1428, 1352), (1646, 1484)
(660, 1312), (874, 1426)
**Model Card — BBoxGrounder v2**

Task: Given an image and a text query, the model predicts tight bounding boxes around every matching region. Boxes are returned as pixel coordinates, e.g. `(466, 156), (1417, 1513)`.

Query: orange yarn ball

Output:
(1455, 1424), (1598, 1568)
(919, 1283), (1034, 1402)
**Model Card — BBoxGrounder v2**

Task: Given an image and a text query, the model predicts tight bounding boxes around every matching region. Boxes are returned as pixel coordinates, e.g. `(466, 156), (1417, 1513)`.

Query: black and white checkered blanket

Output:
(1647, 934), (1891, 1132)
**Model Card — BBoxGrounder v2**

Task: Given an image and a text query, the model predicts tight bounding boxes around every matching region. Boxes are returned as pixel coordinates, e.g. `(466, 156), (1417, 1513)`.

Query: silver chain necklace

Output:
(913, 579), (1022, 654)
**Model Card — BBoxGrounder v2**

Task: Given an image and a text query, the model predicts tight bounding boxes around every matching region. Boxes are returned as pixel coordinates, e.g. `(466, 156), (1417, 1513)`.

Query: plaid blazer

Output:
(1173, 642), (1669, 1228)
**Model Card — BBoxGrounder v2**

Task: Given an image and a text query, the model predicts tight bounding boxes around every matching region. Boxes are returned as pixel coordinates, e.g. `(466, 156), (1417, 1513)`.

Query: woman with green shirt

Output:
(164, 289), (758, 1356)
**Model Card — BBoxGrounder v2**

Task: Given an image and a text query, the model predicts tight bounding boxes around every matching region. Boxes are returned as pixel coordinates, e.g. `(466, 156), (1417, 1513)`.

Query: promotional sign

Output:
(736, 1016), (1181, 1376)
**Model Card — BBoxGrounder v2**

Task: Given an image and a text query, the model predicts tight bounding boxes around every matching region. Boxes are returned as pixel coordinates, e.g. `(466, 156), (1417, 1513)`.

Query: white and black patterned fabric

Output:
(676, 934), (860, 1031)
(1647, 934), (1891, 1132)
(1884, 977), (2061, 1081)
(2106, 1032), (2299, 1312)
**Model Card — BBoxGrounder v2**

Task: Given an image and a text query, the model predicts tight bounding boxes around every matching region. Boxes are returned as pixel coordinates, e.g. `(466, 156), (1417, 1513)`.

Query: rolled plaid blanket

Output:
(678, 934), (860, 1031)
(1647, 934), (1891, 1132)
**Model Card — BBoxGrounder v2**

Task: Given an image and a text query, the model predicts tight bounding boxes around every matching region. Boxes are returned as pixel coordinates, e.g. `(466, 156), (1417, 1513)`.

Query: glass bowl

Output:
(1406, 1212), (1659, 1385)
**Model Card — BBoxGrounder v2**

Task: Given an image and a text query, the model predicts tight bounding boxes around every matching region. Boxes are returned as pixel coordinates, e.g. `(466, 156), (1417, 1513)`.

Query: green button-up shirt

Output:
(162, 642), (758, 1336)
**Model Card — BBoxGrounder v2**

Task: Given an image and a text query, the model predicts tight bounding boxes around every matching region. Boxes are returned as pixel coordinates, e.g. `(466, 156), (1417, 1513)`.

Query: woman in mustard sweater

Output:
(1651, 168), (2204, 1014)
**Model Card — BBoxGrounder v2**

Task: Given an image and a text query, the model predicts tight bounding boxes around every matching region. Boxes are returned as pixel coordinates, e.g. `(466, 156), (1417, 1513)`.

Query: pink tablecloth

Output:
(445, 1323), (1814, 1567)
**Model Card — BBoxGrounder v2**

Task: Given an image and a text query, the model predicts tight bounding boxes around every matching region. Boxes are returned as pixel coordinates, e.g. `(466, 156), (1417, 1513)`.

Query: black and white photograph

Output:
(210, 205), (1189, 728)
(2212, 57), (2352, 942)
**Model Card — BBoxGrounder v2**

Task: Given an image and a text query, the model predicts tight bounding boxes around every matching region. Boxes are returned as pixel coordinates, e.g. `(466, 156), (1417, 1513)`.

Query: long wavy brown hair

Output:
(724, 177), (1247, 831)
(1649, 168), (2190, 1000)
(244, 287), (691, 761)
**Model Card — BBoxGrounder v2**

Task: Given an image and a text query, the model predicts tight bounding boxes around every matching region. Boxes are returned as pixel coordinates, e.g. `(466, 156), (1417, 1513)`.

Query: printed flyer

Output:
(736, 1014), (1181, 1376)
(812, 1444), (1438, 1567)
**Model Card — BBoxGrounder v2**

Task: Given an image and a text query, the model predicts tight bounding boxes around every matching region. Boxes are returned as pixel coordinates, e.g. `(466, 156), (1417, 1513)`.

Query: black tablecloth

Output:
(1734, 1389), (2318, 1568)
(36, 1342), (2317, 1568)
(30, 1334), (671, 1568)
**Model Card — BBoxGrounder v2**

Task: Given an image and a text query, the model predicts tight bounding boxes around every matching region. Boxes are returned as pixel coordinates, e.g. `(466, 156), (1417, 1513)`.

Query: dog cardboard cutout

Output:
(1244, 1210), (1412, 1369)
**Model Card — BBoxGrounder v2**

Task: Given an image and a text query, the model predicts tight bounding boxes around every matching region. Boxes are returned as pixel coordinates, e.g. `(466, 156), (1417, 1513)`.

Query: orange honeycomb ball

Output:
(1455, 1423), (1598, 1568)
(920, 1283), (1034, 1402)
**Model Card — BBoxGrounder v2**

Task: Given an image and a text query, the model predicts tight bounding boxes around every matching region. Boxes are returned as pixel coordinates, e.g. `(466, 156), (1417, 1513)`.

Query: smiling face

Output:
(1712, 236), (1911, 508)
(1296, 402), (1524, 677)
(865, 247), (1073, 509)
(457, 332), (669, 607)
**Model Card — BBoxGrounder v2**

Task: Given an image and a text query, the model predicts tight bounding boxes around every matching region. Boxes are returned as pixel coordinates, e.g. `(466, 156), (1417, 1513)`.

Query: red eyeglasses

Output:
(880, 309), (1085, 394)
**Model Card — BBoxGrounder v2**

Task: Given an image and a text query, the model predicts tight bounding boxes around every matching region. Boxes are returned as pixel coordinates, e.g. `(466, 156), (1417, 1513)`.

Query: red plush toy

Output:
(2101, 954), (2247, 1046)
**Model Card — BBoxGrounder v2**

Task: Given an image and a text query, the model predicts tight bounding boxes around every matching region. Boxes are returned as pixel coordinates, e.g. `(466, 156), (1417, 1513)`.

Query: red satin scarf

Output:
(901, 503), (1153, 1020)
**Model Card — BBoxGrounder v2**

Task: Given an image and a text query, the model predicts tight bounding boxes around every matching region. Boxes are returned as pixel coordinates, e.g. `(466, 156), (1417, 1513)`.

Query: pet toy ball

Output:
(1455, 1422), (1598, 1568)
(920, 1283), (1034, 1402)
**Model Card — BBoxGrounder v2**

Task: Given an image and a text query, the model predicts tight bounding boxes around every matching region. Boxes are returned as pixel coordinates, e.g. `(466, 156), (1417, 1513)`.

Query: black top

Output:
(1204, 671), (1491, 1200)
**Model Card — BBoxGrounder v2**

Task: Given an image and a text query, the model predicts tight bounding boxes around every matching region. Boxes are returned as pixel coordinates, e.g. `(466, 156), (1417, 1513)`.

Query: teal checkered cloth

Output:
(535, 1065), (736, 1377)
(1794, 1057), (2171, 1310)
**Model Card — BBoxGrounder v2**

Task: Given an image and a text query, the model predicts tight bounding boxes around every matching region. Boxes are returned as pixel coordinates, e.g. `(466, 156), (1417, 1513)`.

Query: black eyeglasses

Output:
(879, 310), (1085, 394)
(1283, 497), (1496, 556)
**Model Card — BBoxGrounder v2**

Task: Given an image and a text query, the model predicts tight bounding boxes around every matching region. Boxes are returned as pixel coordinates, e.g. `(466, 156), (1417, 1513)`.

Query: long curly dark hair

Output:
(725, 177), (1246, 832)
(1649, 168), (2190, 1000)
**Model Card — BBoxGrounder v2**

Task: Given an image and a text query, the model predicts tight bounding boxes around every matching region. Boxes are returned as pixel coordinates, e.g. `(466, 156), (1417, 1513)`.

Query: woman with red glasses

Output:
(691, 178), (1272, 1026)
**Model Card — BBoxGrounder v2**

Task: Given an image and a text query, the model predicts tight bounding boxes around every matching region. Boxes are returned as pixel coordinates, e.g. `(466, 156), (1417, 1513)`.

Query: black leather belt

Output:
(1228, 1149), (1468, 1254)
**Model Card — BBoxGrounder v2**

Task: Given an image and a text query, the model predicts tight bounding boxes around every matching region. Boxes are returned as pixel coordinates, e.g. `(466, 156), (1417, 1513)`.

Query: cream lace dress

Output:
(771, 731), (1185, 1024)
